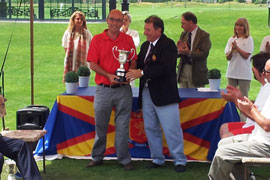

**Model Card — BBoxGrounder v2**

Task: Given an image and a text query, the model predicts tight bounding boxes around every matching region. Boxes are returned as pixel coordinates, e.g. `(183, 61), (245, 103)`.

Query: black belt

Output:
(98, 84), (126, 88)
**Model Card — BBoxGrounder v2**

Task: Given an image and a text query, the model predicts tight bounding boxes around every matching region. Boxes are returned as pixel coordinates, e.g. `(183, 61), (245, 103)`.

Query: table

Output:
(2, 130), (47, 173)
(34, 87), (240, 161)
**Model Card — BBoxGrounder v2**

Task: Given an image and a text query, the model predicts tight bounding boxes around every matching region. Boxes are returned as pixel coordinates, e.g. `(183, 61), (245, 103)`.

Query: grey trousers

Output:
(91, 85), (132, 165)
(208, 134), (270, 180)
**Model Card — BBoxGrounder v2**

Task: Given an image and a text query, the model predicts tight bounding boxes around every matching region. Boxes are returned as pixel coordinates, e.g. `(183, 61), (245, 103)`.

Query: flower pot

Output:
(79, 76), (89, 87)
(209, 79), (221, 90)
(65, 82), (78, 94)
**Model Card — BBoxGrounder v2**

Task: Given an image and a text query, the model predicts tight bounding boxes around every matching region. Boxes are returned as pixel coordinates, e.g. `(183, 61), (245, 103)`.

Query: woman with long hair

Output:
(62, 11), (93, 82)
(224, 18), (254, 121)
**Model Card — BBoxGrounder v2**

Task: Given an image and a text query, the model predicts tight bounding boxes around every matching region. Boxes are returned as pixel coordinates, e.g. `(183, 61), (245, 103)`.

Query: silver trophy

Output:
(112, 46), (135, 82)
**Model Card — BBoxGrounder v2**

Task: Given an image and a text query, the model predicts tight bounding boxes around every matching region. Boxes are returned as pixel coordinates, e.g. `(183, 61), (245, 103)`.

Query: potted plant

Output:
(208, 68), (221, 90)
(65, 71), (79, 94)
(77, 66), (91, 87)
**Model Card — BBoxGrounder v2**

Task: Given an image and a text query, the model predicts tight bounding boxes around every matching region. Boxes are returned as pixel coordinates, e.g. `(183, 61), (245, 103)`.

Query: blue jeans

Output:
(142, 87), (187, 166)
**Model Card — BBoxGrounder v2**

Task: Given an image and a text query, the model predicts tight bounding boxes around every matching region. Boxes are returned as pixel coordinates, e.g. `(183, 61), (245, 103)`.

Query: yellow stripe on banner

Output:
(109, 111), (115, 126)
(183, 139), (208, 161)
(57, 96), (95, 118)
(57, 132), (116, 156)
(106, 131), (115, 149)
(180, 99), (226, 124)
(161, 132), (208, 160)
(57, 137), (96, 156)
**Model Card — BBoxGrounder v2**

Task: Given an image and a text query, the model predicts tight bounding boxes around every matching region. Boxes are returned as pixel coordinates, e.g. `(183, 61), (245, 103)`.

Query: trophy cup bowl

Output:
(112, 46), (135, 82)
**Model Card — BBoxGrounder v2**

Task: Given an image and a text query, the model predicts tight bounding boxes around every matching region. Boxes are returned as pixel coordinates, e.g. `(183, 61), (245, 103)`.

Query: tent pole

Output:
(30, 0), (34, 105)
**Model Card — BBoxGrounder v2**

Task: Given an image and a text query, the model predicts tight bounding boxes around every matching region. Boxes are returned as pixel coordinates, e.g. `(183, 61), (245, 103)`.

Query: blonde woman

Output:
(62, 11), (93, 82)
(225, 18), (254, 121)
(225, 18), (254, 100)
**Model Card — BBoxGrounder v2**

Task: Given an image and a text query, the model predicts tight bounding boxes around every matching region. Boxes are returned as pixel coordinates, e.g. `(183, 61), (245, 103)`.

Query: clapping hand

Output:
(177, 40), (190, 55)
(221, 85), (243, 103)
(231, 40), (238, 52)
(237, 96), (257, 118)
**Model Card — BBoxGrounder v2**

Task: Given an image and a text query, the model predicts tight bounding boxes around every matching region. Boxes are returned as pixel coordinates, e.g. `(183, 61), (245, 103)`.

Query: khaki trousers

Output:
(228, 78), (251, 122)
(179, 64), (195, 88)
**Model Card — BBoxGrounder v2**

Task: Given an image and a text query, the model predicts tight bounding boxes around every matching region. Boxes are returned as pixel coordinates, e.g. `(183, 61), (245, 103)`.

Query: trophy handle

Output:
(112, 46), (118, 60)
(127, 48), (135, 62)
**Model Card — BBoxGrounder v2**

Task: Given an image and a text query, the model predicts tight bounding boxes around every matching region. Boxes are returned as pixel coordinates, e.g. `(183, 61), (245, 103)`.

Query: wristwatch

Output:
(141, 70), (144, 76)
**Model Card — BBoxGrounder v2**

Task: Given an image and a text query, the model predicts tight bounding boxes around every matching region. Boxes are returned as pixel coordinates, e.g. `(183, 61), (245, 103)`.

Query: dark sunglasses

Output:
(263, 69), (270, 73)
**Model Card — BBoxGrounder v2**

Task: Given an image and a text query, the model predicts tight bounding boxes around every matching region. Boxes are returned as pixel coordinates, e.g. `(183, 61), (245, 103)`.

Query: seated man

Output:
(220, 52), (270, 138)
(208, 59), (270, 180)
(0, 95), (41, 180)
(0, 135), (42, 180)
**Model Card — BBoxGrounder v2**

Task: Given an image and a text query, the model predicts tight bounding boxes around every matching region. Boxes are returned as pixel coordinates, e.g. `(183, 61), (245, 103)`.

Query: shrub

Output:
(65, 71), (79, 83)
(77, 66), (90, 77)
(208, 69), (221, 79)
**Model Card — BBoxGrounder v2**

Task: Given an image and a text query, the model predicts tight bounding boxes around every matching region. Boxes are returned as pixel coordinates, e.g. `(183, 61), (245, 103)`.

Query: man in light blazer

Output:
(177, 11), (211, 88)
(126, 15), (187, 172)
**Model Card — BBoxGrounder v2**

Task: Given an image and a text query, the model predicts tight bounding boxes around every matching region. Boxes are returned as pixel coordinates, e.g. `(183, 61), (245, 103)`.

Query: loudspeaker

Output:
(16, 105), (50, 130)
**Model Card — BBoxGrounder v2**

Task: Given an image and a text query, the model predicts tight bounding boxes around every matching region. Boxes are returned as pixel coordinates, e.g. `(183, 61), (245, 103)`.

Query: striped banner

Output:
(35, 94), (239, 161)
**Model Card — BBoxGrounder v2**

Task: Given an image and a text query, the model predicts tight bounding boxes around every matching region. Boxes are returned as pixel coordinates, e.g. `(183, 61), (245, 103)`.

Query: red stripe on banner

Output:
(57, 132), (96, 151)
(183, 132), (210, 149)
(128, 144), (135, 148)
(104, 147), (116, 155)
(58, 103), (115, 133)
(58, 104), (96, 125)
(101, 143), (136, 156)
(58, 104), (116, 132)
(163, 147), (170, 156)
(186, 155), (197, 161)
(181, 108), (224, 130)
(79, 96), (94, 101)
(179, 99), (207, 108)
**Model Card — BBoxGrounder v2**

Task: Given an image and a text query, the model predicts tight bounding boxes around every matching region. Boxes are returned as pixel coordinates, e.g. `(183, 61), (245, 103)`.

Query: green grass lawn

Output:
(0, 2), (267, 129)
(1, 159), (270, 179)
(1, 2), (270, 179)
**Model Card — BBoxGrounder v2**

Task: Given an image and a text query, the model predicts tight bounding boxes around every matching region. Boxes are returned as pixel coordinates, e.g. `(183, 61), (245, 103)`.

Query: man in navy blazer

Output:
(126, 15), (187, 172)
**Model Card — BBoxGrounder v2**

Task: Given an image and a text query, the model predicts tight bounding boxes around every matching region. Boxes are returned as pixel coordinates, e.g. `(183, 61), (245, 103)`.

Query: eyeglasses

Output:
(263, 69), (270, 73)
(108, 17), (123, 23)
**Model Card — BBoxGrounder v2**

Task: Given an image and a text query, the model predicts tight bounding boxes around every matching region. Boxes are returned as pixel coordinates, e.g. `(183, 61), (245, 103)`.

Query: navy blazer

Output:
(138, 34), (180, 108)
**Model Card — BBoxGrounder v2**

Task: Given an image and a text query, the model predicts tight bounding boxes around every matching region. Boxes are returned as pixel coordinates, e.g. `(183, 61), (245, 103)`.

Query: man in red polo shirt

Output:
(86, 9), (137, 170)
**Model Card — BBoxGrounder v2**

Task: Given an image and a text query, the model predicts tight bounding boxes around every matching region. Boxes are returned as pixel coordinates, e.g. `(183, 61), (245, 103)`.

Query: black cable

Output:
(1, 0), (23, 74)
(1, 0), (23, 130)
